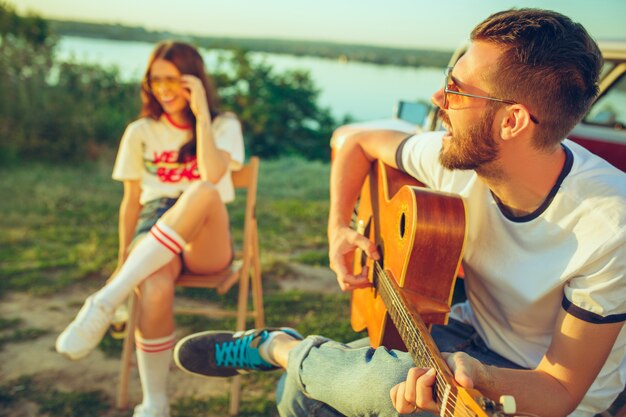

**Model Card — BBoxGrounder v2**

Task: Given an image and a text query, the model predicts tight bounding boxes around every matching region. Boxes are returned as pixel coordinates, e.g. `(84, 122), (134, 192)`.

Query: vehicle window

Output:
(394, 100), (430, 125)
(583, 72), (626, 130)
(599, 61), (617, 80)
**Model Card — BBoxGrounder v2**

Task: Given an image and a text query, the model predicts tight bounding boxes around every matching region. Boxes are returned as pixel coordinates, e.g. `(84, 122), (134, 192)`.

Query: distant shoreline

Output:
(50, 19), (453, 68)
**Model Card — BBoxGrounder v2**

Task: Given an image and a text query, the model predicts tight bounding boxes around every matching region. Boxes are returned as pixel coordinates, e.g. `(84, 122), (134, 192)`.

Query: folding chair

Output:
(116, 156), (264, 416)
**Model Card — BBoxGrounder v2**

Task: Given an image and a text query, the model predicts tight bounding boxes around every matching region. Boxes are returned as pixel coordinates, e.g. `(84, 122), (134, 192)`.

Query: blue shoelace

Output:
(215, 332), (270, 369)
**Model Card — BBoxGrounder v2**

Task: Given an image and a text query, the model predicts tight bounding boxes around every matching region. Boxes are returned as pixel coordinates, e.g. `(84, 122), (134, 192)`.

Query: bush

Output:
(0, 3), (139, 162)
(0, 42), (138, 162)
(213, 50), (336, 161)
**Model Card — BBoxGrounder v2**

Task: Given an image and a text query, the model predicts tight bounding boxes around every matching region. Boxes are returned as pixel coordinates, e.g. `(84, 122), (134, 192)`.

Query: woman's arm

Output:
(182, 75), (230, 183)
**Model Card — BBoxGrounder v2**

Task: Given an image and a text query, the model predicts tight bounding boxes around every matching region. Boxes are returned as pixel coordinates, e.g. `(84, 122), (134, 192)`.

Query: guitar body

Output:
(348, 161), (515, 415)
(350, 160), (467, 350)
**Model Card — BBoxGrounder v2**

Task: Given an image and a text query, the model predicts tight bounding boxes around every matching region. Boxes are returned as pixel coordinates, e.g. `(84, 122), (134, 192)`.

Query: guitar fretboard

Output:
(374, 262), (473, 417)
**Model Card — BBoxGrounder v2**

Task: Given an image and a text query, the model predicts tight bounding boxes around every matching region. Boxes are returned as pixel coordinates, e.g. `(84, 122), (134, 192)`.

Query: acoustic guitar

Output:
(350, 160), (515, 416)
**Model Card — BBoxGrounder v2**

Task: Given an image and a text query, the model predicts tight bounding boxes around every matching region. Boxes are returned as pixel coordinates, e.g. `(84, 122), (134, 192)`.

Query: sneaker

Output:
(174, 327), (303, 378)
(56, 295), (114, 360)
(132, 404), (170, 417)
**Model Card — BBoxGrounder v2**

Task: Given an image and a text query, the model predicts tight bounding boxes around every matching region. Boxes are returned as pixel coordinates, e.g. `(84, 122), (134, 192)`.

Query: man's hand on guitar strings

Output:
(443, 351), (484, 390)
(390, 367), (438, 414)
(390, 353), (486, 414)
(328, 226), (379, 291)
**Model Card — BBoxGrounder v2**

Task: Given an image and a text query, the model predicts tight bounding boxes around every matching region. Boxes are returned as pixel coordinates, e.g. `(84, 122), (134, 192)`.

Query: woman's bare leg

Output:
(158, 181), (233, 273)
(136, 259), (181, 339)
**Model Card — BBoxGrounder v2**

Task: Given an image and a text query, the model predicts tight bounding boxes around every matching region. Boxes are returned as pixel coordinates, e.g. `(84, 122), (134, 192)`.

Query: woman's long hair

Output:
(140, 41), (221, 162)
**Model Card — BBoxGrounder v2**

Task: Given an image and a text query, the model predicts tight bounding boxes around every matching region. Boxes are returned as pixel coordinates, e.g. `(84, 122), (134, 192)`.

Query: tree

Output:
(213, 50), (336, 160)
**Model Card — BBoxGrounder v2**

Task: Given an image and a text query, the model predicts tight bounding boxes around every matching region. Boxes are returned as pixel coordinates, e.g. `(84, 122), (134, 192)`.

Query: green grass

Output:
(0, 157), (351, 417)
(0, 376), (113, 417)
(0, 156), (330, 297)
(0, 317), (49, 351)
(0, 160), (120, 296)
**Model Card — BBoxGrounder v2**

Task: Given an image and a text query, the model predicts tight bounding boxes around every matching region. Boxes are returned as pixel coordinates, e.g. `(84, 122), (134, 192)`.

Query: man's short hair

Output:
(471, 8), (602, 148)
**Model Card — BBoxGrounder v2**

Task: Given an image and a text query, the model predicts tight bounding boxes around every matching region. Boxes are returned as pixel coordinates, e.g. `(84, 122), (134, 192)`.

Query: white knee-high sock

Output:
(94, 221), (186, 308)
(135, 332), (176, 411)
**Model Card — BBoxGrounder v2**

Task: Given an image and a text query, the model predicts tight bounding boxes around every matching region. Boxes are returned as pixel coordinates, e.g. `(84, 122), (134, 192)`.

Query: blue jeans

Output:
(275, 319), (523, 417)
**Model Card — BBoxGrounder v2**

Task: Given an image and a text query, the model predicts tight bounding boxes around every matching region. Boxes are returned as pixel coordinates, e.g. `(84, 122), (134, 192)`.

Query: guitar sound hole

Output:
(399, 212), (406, 239)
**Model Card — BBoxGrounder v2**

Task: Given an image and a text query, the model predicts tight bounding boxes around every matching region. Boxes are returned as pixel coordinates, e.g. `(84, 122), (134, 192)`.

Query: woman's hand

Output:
(181, 75), (210, 119)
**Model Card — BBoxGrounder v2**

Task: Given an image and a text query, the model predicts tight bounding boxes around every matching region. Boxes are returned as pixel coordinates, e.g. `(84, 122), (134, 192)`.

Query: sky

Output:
(14, 0), (626, 51)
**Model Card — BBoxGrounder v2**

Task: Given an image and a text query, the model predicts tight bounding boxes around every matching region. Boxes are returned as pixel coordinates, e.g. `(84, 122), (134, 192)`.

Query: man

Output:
(173, 9), (626, 417)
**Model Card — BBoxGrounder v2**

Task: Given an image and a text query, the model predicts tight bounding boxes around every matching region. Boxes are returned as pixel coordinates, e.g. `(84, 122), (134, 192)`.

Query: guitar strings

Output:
(375, 263), (478, 417)
(378, 285), (472, 417)
(374, 263), (445, 379)
(374, 263), (450, 384)
(379, 273), (478, 417)
(377, 274), (468, 417)
(378, 268), (475, 417)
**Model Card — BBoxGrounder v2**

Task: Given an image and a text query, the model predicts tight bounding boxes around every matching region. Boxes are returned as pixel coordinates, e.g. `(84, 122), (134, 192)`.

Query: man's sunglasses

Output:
(443, 67), (539, 124)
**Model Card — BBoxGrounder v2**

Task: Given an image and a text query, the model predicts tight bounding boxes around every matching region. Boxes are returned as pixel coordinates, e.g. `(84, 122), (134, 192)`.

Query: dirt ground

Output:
(0, 264), (339, 417)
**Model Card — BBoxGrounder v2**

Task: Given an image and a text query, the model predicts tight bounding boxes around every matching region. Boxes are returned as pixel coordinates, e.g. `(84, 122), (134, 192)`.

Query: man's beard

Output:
(438, 107), (500, 171)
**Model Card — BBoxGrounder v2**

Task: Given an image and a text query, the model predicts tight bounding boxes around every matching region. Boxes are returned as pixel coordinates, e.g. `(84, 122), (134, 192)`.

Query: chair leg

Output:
(222, 282), (251, 417)
(251, 234), (264, 328)
(235, 260), (252, 332)
(226, 257), (252, 416)
(116, 293), (138, 409)
(228, 375), (242, 416)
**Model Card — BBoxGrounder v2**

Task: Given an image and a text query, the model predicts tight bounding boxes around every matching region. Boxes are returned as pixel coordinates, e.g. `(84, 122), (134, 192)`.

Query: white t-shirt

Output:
(112, 113), (245, 204)
(398, 131), (626, 417)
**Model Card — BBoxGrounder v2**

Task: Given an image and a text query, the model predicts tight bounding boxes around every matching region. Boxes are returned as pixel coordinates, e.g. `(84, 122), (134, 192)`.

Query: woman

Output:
(56, 41), (244, 417)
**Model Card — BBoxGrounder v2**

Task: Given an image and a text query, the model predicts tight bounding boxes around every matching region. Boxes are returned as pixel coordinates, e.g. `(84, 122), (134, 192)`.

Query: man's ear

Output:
(499, 105), (533, 140)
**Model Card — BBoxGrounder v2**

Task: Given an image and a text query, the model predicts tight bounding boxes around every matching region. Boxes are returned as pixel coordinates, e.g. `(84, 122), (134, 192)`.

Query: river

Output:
(57, 36), (447, 122)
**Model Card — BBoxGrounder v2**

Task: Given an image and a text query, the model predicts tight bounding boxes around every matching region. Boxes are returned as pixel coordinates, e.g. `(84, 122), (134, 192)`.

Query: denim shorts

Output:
(131, 197), (178, 245)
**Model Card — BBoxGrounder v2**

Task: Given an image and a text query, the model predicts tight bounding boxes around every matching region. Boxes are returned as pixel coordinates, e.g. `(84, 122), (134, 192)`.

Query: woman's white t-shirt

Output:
(112, 113), (244, 204)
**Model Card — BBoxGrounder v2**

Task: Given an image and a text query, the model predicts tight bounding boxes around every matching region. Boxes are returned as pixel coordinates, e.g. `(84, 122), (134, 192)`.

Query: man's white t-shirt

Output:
(398, 131), (626, 417)
(112, 113), (245, 204)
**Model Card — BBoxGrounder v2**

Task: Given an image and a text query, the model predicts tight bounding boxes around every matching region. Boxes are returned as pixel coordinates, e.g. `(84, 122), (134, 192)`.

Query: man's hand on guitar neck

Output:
(390, 352), (485, 414)
(328, 226), (379, 292)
